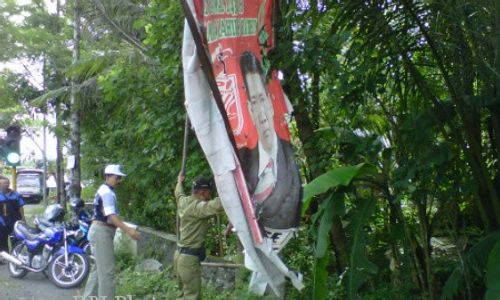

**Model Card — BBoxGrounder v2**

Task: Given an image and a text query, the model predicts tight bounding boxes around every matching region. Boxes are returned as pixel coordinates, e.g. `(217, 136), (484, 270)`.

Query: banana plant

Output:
(303, 163), (377, 300)
(440, 230), (500, 300)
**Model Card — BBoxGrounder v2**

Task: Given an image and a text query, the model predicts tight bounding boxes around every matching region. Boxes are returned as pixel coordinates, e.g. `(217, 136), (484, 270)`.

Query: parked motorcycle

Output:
(68, 198), (92, 259)
(34, 198), (92, 260)
(0, 204), (90, 289)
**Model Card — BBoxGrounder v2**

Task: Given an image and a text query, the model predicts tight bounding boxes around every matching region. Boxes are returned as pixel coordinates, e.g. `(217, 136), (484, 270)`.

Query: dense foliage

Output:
(1, 0), (500, 299)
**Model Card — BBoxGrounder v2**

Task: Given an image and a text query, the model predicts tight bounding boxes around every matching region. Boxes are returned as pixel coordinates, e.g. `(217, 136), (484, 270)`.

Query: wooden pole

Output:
(177, 116), (190, 242)
(180, 116), (190, 176)
(11, 166), (16, 191)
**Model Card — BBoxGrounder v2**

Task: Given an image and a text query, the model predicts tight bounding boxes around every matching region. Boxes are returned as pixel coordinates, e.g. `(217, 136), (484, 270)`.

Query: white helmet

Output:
(104, 164), (126, 177)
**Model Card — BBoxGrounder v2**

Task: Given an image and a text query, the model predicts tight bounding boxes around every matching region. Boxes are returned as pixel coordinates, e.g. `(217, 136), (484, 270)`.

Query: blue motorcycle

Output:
(68, 198), (92, 260)
(34, 198), (92, 260)
(33, 198), (94, 260)
(0, 204), (90, 289)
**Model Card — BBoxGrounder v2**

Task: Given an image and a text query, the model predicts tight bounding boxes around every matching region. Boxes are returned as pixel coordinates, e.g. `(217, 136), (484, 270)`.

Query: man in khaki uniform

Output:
(174, 173), (224, 300)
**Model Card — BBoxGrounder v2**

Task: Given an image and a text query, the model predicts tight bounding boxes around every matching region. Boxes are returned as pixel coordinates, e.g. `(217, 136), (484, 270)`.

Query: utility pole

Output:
(11, 166), (16, 191)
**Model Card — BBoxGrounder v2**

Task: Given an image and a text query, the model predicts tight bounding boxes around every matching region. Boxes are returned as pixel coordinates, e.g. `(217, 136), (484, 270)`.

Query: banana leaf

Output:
(440, 230), (500, 300)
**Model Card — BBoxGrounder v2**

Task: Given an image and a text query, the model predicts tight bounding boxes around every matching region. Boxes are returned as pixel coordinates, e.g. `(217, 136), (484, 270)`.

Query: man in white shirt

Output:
(238, 51), (302, 232)
(83, 164), (140, 300)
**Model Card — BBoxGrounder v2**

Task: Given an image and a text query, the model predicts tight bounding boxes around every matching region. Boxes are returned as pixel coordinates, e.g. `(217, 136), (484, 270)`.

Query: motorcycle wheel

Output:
(48, 252), (89, 288)
(8, 243), (29, 279)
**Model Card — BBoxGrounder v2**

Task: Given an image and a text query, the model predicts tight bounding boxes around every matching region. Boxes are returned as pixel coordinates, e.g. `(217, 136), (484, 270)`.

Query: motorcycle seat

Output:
(14, 221), (42, 241)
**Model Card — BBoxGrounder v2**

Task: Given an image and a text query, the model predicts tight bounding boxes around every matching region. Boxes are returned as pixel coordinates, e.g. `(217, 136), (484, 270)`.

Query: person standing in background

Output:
(0, 175), (25, 262)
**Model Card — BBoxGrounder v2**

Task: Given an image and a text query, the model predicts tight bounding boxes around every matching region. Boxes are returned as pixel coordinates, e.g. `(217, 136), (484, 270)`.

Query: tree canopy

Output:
(1, 0), (499, 299)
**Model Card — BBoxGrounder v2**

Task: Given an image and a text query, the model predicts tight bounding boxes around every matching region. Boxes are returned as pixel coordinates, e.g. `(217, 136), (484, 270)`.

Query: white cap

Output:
(104, 164), (126, 176)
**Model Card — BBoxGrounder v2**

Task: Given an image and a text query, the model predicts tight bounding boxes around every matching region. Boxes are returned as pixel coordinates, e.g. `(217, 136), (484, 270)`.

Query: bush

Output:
(117, 267), (178, 299)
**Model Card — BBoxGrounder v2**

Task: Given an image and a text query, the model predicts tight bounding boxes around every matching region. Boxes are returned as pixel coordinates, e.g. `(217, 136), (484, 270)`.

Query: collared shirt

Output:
(93, 184), (118, 224)
(257, 133), (278, 180)
(0, 190), (25, 226)
(175, 181), (223, 249)
(253, 134), (278, 202)
(0, 190), (26, 206)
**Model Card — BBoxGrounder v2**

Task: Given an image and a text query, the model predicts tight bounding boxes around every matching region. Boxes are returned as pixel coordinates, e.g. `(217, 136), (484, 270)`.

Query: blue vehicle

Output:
(34, 200), (92, 260)
(33, 198), (92, 263)
(68, 198), (92, 259)
(0, 204), (90, 288)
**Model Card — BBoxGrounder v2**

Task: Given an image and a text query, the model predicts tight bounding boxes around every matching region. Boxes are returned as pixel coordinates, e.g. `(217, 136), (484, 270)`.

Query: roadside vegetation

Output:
(1, 1), (500, 299)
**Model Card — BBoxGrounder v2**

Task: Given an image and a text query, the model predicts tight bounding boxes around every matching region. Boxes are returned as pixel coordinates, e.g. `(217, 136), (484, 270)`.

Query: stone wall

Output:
(83, 202), (242, 291)
(114, 223), (241, 290)
(135, 226), (177, 265)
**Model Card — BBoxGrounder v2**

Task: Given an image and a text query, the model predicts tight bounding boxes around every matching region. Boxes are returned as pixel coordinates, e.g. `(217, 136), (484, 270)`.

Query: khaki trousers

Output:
(83, 223), (116, 300)
(174, 250), (202, 300)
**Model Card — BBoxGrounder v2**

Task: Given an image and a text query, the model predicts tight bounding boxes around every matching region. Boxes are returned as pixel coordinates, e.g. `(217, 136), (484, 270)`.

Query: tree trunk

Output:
(391, 200), (428, 293)
(416, 199), (434, 300)
(69, 0), (82, 201)
(54, 0), (66, 205)
(55, 99), (66, 204)
(387, 203), (402, 285)
(382, 182), (428, 294)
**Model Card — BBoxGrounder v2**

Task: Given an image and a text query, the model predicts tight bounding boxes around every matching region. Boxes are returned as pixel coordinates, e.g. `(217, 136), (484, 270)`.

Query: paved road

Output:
(0, 204), (84, 300)
(0, 263), (82, 300)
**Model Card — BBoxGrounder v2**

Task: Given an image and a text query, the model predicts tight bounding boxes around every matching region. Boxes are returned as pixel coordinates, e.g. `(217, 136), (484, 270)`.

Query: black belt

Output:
(178, 246), (206, 261)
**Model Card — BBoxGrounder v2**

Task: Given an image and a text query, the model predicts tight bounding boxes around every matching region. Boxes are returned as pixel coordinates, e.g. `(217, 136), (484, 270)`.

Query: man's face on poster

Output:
(245, 72), (275, 152)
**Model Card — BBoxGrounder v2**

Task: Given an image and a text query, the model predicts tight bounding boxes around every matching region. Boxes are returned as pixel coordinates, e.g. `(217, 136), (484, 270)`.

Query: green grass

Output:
(116, 267), (277, 300)
(24, 205), (45, 216)
(114, 251), (278, 300)
(22, 204), (46, 226)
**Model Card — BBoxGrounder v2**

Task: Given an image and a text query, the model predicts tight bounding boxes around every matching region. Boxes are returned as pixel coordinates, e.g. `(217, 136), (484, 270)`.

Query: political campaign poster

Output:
(181, 0), (303, 296)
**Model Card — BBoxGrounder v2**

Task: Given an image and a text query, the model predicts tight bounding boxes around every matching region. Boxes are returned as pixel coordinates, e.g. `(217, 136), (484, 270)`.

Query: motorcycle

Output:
(34, 198), (92, 260)
(69, 198), (92, 259)
(0, 204), (90, 289)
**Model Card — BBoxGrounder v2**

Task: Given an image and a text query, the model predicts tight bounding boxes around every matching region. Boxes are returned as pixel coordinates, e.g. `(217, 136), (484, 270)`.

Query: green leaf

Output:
(302, 163), (376, 215)
(439, 266), (464, 300)
(347, 197), (378, 300)
(485, 288), (500, 300)
(314, 194), (346, 258)
(315, 195), (335, 258)
(440, 230), (500, 300)
(485, 241), (500, 300)
(313, 252), (330, 300)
